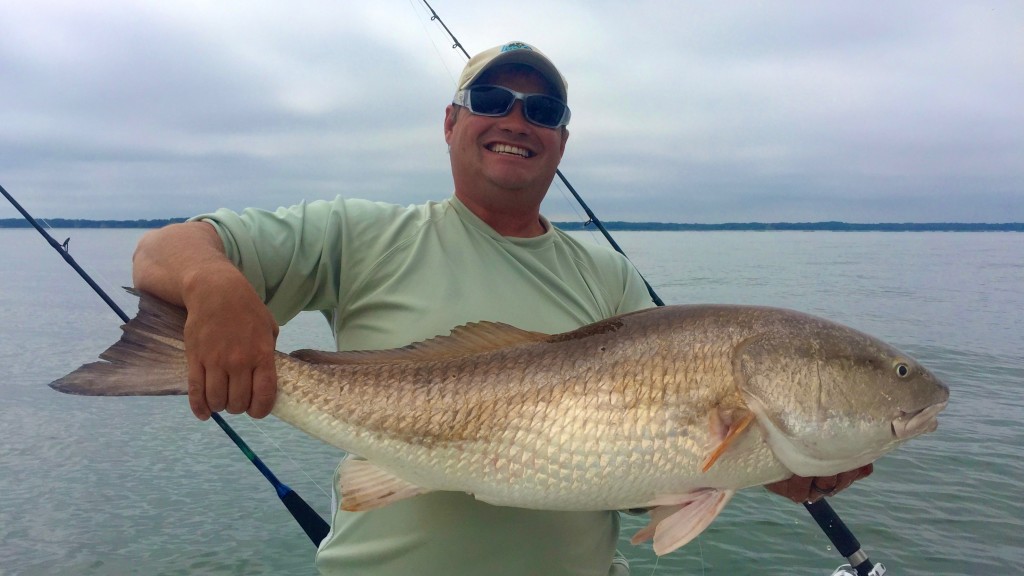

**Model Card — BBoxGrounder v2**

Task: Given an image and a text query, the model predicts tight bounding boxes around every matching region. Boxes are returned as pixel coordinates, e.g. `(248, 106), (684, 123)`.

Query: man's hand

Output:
(181, 267), (280, 421)
(765, 464), (874, 503)
(133, 221), (280, 421)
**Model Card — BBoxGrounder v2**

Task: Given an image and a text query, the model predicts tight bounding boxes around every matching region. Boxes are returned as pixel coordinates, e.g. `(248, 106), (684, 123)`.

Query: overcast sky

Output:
(2, 1), (1021, 223)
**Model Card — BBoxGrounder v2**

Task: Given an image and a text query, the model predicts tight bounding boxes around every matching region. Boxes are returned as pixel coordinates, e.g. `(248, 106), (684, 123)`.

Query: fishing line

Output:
(697, 536), (706, 576)
(32, 219), (130, 314)
(417, 2), (885, 574)
(419, 0), (663, 306)
(247, 416), (331, 499)
(645, 551), (662, 576)
(7, 2), (885, 571)
(407, 3), (608, 252)
(406, 0), (459, 85)
(550, 180), (607, 247)
(1, 182), (331, 547)
(408, 3), (616, 257)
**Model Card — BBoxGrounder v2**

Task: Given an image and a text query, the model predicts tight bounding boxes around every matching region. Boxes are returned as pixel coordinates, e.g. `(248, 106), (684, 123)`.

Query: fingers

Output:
(248, 357), (278, 419)
(821, 464), (874, 498)
(766, 463), (876, 504)
(185, 357), (276, 419)
(187, 354), (211, 421)
(806, 463), (876, 502)
(807, 476), (839, 503)
(765, 475), (815, 503)
(225, 366), (253, 415)
(186, 355), (231, 419)
(180, 283), (279, 421)
(185, 363), (275, 419)
(204, 369), (230, 414)
(858, 463), (874, 479)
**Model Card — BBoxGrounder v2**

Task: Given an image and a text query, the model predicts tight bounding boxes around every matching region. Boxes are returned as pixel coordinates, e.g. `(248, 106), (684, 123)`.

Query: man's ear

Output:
(559, 127), (569, 155)
(444, 105), (459, 145)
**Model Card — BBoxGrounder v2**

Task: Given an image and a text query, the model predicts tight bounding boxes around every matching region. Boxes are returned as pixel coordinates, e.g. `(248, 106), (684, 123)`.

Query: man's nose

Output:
(496, 100), (531, 132)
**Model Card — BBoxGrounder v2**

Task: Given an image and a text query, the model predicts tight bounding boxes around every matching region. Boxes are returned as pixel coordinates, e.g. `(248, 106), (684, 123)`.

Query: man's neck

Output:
(455, 191), (547, 238)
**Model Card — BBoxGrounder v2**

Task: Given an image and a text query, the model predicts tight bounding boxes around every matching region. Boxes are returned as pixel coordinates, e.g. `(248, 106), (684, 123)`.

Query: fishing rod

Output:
(809, 499), (887, 576)
(1, 183), (330, 547)
(422, 0), (663, 307)
(1, 195), (884, 576)
(421, 1), (883, 573)
(7, 4), (884, 568)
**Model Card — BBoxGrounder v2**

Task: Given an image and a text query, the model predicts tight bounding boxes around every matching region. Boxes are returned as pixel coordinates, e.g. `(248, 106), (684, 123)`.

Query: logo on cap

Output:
(500, 41), (533, 53)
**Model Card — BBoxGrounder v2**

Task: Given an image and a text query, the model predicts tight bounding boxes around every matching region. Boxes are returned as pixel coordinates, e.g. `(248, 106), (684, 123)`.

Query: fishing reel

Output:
(829, 563), (887, 576)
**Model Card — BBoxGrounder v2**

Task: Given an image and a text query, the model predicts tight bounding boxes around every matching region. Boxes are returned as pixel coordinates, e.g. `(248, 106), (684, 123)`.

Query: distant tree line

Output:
(1, 218), (1021, 232)
(0, 218), (188, 228)
(554, 221), (1024, 232)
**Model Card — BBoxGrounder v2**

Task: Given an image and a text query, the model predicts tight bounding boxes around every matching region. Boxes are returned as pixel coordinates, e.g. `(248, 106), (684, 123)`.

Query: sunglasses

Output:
(453, 85), (571, 129)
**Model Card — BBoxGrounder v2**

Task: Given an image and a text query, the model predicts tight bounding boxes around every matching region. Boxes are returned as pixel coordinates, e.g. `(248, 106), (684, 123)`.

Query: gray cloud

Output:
(2, 1), (1021, 222)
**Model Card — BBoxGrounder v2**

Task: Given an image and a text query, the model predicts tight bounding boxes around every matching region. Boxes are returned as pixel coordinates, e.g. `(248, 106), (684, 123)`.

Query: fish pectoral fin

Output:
(338, 459), (432, 512)
(630, 489), (735, 555)
(701, 408), (755, 472)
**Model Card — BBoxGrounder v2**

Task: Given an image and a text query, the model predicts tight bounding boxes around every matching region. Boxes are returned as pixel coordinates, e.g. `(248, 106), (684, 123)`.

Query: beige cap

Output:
(456, 41), (568, 103)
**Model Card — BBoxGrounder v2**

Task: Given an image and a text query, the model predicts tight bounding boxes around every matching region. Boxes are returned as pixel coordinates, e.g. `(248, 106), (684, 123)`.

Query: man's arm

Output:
(133, 221), (279, 420)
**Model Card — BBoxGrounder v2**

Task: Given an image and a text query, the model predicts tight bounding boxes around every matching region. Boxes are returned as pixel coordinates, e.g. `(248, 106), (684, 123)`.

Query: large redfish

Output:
(51, 292), (949, 555)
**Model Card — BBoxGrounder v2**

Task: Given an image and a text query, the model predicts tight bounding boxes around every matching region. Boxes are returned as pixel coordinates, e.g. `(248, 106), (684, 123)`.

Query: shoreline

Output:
(2, 218), (1021, 232)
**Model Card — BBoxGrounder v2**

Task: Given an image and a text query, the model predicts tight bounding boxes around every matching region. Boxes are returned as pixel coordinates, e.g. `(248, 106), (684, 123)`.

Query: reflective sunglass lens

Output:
(469, 87), (515, 115)
(462, 86), (568, 128)
(524, 96), (565, 128)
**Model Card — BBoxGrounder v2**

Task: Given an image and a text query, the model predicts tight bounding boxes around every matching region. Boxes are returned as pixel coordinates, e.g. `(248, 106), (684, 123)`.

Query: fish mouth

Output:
(891, 401), (947, 439)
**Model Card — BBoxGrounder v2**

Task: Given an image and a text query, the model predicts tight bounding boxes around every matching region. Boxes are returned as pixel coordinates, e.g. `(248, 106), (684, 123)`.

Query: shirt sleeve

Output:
(193, 199), (346, 325)
(617, 259), (658, 314)
(194, 196), (430, 326)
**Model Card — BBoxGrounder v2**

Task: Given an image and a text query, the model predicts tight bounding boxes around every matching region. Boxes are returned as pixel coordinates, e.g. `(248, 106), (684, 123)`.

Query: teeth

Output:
(489, 143), (531, 158)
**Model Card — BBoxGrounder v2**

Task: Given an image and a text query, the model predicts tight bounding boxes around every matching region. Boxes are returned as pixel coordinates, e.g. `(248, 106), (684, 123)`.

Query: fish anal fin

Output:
(293, 321), (550, 365)
(338, 458), (432, 512)
(701, 408), (755, 472)
(630, 489), (735, 555)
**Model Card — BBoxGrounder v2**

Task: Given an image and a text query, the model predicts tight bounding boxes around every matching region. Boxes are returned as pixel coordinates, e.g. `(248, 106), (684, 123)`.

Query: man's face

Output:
(444, 66), (569, 207)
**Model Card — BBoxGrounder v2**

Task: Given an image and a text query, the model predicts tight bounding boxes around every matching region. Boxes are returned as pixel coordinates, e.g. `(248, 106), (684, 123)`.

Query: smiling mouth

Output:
(488, 143), (532, 158)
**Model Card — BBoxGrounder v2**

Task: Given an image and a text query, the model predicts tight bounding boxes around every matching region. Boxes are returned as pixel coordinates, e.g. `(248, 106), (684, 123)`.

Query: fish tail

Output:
(50, 290), (189, 396)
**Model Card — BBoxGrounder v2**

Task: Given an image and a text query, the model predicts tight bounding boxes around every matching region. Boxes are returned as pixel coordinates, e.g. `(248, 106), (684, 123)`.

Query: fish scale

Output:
(50, 292), (948, 555)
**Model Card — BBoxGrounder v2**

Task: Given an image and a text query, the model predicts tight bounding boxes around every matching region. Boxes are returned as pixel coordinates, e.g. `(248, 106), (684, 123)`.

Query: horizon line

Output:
(1, 218), (1021, 232)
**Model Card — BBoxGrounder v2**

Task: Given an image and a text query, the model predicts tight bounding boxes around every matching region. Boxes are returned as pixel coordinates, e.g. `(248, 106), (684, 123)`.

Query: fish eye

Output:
(895, 363), (910, 378)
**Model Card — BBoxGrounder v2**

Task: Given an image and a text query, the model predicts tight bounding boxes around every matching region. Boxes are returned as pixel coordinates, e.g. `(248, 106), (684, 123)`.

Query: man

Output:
(133, 41), (870, 575)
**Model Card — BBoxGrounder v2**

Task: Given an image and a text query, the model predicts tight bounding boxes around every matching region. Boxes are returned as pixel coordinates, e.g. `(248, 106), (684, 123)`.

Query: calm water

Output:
(1, 228), (1021, 575)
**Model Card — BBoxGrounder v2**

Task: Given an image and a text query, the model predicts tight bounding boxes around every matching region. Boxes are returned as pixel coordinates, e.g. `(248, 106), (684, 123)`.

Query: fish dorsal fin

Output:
(291, 321), (550, 365)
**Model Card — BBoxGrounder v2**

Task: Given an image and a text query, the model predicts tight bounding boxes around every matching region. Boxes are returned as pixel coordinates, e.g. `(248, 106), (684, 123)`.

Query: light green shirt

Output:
(200, 196), (654, 576)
